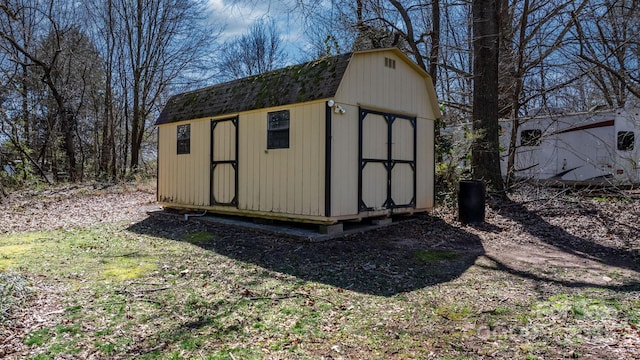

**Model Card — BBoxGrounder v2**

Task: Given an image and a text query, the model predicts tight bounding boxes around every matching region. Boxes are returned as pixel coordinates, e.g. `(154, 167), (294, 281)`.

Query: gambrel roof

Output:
(156, 52), (352, 125)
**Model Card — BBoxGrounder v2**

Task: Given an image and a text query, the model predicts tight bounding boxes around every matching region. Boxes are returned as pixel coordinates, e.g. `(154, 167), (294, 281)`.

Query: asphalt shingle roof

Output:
(156, 52), (352, 125)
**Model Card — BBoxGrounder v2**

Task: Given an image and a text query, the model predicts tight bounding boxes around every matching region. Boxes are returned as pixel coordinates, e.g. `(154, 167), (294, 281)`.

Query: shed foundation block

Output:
(372, 218), (392, 226)
(319, 223), (343, 235)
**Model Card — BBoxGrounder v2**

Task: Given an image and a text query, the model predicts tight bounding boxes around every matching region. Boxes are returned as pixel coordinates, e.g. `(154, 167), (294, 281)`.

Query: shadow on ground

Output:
(128, 214), (484, 297)
(490, 196), (640, 272)
(486, 195), (640, 291)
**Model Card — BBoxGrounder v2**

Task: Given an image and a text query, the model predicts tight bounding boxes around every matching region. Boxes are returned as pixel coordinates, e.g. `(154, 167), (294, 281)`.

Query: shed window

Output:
(177, 124), (190, 154)
(617, 131), (634, 151)
(520, 129), (542, 146)
(267, 110), (290, 149)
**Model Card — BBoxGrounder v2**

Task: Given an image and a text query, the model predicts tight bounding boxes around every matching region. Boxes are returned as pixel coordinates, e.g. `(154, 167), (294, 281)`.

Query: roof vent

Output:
(384, 57), (396, 69)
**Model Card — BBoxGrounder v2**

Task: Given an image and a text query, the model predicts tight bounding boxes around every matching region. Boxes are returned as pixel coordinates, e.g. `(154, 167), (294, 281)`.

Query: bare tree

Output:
(351, 0), (441, 81)
(84, 0), (118, 179)
(0, 0), (45, 182)
(37, 26), (104, 181)
(439, 3), (474, 115)
(1, 0), (218, 184)
(501, 0), (588, 187)
(115, 0), (217, 173)
(217, 18), (286, 80)
(0, 0), (93, 181)
(571, 0), (640, 106)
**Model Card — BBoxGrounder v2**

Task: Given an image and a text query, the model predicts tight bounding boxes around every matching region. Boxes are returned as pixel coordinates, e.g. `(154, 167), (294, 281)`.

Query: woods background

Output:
(0, 0), (638, 191)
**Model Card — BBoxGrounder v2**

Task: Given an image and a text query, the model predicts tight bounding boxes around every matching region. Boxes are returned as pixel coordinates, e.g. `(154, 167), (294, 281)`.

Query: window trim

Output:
(267, 110), (290, 149)
(177, 124), (191, 155)
(617, 131), (635, 151)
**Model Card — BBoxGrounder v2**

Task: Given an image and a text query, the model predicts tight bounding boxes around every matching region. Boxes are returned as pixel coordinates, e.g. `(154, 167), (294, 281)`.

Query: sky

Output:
(206, 0), (311, 60)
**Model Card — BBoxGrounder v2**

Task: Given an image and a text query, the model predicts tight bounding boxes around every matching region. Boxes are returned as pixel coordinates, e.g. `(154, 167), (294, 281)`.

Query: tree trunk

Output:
(471, 0), (504, 193)
(129, 0), (143, 173)
(100, 84), (113, 178)
(130, 80), (141, 172)
(100, 43), (114, 179)
(123, 94), (130, 176)
(100, 0), (114, 179)
(21, 64), (31, 149)
(429, 0), (441, 85)
(61, 107), (78, 181)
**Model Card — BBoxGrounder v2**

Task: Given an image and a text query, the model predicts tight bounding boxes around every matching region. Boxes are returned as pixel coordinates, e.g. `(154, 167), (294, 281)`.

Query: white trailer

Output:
(499, 108), (640, 185)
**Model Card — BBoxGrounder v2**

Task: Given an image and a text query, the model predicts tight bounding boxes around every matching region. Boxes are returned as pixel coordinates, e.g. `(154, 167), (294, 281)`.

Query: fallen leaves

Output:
(0, 183), (157, 234)
(0, 182), (639, 359)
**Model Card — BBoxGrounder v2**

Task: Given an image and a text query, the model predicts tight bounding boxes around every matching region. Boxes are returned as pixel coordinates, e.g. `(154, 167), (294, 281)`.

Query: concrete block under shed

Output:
(319, 223), (344, 235)
(371, 217), (392, 226)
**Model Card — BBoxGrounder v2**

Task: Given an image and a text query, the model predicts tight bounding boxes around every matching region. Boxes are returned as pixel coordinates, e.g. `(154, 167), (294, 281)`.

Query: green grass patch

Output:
(4, 218), (639, 359)
(94, 341), (116, 355)
(532, 294), (617, 320)
(0, 244), (33, 270)
(0, 232), (49, 270)
(183, 231), (217, 245)
(25, 328), (53, 346)
(435, 303), (473, 321)
(101, 257), (156, 281)
(414, 249), (460, 264)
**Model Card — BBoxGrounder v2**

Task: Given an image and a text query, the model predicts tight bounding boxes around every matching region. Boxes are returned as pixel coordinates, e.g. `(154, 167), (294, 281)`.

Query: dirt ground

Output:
(0, 182), (159, 233)
(1, 182), (639, 358)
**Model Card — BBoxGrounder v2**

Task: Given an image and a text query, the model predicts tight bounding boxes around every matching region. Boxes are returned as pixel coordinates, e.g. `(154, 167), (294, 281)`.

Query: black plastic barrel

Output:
(458, 180), (486, 224)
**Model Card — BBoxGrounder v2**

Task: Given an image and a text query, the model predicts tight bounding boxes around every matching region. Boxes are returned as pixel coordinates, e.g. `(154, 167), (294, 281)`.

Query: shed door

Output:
(210, 117), (238, 207)
(358, 108), (416, 211)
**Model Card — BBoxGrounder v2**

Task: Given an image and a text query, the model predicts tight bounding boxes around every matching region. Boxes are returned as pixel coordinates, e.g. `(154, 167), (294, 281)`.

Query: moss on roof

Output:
(156, 52), (352, 125)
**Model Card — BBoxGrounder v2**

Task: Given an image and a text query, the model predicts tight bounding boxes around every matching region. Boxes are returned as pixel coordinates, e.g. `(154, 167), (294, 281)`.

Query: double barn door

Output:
(359, 108), (416, 212)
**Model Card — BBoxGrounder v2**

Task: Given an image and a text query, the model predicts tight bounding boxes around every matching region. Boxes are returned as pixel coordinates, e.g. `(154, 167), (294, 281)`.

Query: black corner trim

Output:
(325, 102), (332, 217)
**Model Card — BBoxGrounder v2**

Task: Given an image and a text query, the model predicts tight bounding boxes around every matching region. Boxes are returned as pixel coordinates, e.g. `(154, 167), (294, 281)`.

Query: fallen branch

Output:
(245, 291), (338, 307)
(102, 251), (139, 258)
(134, 286), (170, 294)
(116, 286), (170, 296)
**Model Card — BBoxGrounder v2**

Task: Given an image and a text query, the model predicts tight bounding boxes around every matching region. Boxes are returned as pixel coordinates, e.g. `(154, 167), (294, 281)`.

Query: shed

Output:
(156, 48), (440, 225)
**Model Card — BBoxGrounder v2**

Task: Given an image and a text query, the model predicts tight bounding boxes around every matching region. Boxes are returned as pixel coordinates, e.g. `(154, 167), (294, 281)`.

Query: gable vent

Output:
(384, 57), (396, 69)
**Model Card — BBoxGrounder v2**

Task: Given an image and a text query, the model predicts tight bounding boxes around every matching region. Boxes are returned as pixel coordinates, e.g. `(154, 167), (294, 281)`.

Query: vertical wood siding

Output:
(237, 102), (325, 216)
(330, 51), (436, 217)
(416, 117), (435, 209)
(335, 52), (436, 119)
(158, 120), (210, 206)
(159, 102), (326, 216)
(328, 105), (359, 217)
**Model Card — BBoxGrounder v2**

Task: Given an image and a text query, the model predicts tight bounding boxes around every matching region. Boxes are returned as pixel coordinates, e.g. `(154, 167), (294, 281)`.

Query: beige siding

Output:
(391, 163), (414, 205)
(360, 113), (388, 210)
(158, 120), (210, 206)
(392, 118), (414, 161)
(361, 163), (387, 210)
(362, 114), (387, 159)
(158, 49), (436, 222)
(330, 50), (436, 217)
(416, 116), (435, 209)
(334, 51), (437, 120)
(391, 117), (415, 206)
(238, 102), (325, 216)
(159, 102), (326, 217)
(328, 104), (359, 217)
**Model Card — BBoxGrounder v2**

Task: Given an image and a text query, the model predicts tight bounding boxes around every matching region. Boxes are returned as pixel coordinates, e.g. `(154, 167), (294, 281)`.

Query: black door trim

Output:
(358, 107), (416, 211)
(210, 116), (239, 207)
